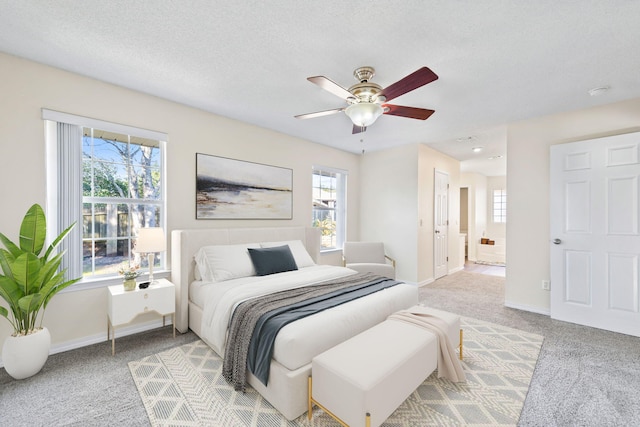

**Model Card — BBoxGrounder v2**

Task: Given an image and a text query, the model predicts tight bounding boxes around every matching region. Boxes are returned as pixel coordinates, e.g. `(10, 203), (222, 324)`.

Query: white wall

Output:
(506, 96), (640, 314)
(0, 52), (361, 352)
(359, 143), (461, 284)
(359, 144), (419, 282)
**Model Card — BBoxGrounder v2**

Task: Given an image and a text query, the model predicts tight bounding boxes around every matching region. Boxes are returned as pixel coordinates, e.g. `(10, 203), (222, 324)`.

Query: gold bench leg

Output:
(308, 375), (351, 427)
(308, 376), (313, 420)
(459, 328), (464, 360)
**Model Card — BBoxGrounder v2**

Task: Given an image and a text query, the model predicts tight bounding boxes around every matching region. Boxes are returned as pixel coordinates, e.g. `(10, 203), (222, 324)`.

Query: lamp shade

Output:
(135, 227), (166, 253)
(345, 102), (384, 127)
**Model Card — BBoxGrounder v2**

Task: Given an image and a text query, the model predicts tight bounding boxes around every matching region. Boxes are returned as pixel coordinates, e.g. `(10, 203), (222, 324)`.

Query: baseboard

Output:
(417, 277), (435, 287)
(0, 318), (170, 368)
(448, 266), (464, 274)
(504, 300), (550, 316)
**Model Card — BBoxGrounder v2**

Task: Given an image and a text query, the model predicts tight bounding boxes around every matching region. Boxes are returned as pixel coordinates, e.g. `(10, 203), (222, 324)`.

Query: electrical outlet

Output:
(542, 280), (550, 291)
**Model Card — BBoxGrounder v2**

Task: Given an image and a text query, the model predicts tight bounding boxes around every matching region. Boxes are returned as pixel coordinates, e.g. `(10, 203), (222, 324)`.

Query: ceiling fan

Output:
(295, 66), (438, 134)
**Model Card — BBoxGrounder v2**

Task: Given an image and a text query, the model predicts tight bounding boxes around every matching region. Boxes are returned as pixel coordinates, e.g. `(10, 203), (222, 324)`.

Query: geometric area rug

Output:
(129, 317), (544, 426)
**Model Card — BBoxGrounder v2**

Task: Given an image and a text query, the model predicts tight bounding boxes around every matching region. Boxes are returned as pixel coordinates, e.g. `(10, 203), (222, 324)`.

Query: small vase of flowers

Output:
(119, 263), (140, 291)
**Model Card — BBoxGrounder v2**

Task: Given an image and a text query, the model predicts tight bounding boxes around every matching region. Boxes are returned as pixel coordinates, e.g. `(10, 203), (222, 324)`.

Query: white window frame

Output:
(312, 165), (347, 252)
(43, 109), (167, 292)
(492, 188), (507, 223)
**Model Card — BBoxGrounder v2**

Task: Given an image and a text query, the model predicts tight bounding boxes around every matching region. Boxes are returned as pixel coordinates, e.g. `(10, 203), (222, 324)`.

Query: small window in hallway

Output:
(493, 189), (506, 223)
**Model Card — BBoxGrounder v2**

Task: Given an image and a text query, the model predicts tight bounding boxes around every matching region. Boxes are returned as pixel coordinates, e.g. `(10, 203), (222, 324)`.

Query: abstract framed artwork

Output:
(196, 153), (293, 219)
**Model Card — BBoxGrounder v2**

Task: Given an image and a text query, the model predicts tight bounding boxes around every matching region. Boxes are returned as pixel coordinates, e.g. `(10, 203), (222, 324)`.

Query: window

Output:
(82, 129), (163, 277)
(493, 189), (507, 223)
(44, 109), (166, 286)
(312, 166), (347, 250)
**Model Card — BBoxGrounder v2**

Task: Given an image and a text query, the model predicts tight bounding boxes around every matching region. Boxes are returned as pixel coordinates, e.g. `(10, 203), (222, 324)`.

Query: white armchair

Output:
(342, 241), (396, 279)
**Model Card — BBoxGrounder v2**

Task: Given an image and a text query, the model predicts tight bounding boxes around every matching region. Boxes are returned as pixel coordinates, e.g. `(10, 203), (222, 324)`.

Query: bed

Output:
(170, 226), (419, 420)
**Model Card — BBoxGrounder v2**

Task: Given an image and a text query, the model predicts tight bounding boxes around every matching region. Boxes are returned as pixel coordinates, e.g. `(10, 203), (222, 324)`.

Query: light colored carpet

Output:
(129, 317), (543, 427)
(421, 269), (640, 426)
(6, 269), (639, 425)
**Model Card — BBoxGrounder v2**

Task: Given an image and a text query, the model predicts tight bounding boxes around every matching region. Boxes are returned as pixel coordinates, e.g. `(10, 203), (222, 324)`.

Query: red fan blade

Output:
(307, 76), (353, 100)
(295, 108), (345, 120)
(383, 104), (435, 120)
(352, 124), (367, 134)
(377, 67), (438, 102)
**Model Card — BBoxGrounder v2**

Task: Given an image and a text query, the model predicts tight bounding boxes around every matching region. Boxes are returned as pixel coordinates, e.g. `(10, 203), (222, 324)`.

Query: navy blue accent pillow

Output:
(248, 245), (298, 276)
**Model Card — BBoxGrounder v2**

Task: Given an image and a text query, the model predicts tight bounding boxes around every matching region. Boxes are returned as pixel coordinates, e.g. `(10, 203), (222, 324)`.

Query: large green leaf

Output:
(18, 293), (43, 314)
(0, 276), (24, 304)
(0, 276), (24, 330)
(39, 268), (64, 298)
(0, 232), (21, 258)
(19, 204), (46, 255)
(10, 252), (41, 292)
(43, 222), (75, 262)
(43, 276), (80, 309)
(0, 248), (17, 277)
(37, 251), (64, 290)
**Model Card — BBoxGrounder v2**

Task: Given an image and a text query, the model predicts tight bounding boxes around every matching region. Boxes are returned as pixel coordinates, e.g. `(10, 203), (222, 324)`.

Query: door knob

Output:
(435, 230), (440, 234)
(552, 238), (561, 245)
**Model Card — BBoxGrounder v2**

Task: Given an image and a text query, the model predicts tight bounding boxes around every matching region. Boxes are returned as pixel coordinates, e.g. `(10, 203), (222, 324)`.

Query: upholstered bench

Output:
(308, 319), (438, 427)
(308, 306), (463, 427)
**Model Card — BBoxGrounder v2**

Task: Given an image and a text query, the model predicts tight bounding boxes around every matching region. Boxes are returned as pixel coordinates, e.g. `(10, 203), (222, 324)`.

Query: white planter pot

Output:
(2, 327), (51, 380)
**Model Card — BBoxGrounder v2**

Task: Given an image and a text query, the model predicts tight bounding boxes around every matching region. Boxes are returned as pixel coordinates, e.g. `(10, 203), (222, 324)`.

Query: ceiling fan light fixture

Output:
(345, 102), (383, 127)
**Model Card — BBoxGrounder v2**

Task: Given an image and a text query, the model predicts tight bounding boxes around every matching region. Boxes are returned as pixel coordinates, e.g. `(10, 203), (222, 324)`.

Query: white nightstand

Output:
(107, 278), (176, 355)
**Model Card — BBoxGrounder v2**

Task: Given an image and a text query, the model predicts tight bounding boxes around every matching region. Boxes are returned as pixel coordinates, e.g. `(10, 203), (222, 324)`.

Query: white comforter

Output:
(200, 264), (357, 356)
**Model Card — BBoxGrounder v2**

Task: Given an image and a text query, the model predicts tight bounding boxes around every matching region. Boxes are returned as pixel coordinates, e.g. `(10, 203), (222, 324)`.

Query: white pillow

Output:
(195, 243), (260, 282)
(260, 240), (315, 268)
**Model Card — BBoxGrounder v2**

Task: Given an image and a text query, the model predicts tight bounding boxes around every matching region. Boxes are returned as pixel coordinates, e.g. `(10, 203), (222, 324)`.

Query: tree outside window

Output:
(82, 129), (163, 277)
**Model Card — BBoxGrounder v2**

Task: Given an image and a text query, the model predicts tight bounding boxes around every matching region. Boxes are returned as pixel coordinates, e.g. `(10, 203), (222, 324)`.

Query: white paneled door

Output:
(550, 132), (640, 337)
(434, 170), (449, 279)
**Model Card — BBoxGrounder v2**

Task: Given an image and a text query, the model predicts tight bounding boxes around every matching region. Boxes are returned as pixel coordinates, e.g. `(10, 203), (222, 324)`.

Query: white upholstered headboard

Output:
(170, 226), (321, 333)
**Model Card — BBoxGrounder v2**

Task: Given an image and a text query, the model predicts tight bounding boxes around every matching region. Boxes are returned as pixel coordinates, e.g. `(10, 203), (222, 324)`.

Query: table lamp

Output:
(135, 227), (166, 284)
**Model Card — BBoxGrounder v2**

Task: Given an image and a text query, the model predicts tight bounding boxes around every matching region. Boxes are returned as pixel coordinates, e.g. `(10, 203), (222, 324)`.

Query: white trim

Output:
(449, 266), (464, 274)
(417, 277), (435, 287)
(41, 108), (168, 141)
(0, 318), (172, 368)
(60, 270), (170, 293)
(504, 300), (550, 316)
(434, 169), (450, 279)
(312, 164), (348, 176)
(44, 120), (58, 244)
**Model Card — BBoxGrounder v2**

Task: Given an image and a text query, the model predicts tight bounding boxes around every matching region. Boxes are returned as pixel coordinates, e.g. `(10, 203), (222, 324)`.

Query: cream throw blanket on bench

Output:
(388, 308), (466, 382)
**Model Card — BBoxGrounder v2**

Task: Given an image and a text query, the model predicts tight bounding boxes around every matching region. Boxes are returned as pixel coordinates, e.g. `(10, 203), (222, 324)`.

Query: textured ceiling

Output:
(1, 1), (639, 176)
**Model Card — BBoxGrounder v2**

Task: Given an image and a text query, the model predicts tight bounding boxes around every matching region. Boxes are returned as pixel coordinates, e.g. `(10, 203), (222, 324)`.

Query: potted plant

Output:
(118, 262), (141, 291)
(0, 204), (80, 379)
